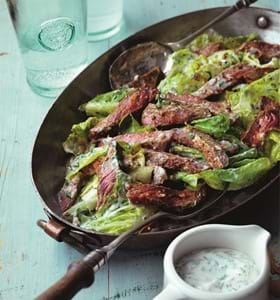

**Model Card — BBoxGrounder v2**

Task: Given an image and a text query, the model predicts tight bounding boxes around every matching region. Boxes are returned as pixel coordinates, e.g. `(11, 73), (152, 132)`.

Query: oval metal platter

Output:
(32, 7), (280, 250)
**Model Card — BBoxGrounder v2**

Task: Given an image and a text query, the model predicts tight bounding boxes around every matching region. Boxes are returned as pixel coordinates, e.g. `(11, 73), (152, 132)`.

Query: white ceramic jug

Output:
(154, 224), (271, 300)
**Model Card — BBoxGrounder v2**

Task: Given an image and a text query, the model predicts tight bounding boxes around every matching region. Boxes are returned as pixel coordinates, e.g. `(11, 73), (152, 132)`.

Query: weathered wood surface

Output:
(0, 0), (279, 299)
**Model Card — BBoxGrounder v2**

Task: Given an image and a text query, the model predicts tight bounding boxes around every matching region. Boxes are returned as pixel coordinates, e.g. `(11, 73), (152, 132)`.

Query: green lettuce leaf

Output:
(79, 89), (130, 116)
(175, 157), (272, 191)
(64, 175), (98, 217)
(120, 115), (154, 134)
(118, 142), (146, 170)
(226, 69), (280, 127)
(66, 146), (107, 180)
(170, 144), (205, 160)
(218, 134), (249, 151)
(188, 32), (258, 52)
(63, 117), (102, 155)
(264, 130), (280, 164)
(129, 166), (154, 183)
(223, 33), (258, 49)
(165, 48), (198, 77)
(230, 158), (257, 168)
(187, 33), (224, 52)
(79, 203), (153, 235)
(159, 50), (241, 95)
(191, 114), (230, 137)
(229, 148), (258, 166)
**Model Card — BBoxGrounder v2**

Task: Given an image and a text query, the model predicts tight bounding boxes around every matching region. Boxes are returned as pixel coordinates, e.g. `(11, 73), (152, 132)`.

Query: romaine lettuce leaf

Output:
(63, 117), (102, 155)
(66, 146), (107, 180)
(79, 89), (130, 116)
(64, 175), (98, 217)
(120, 115), (154, 134)
(118, 142), (146, 170)
(264, 130), (280, 164)
(79, 203), (153, 235)
(229, 148), (258, 166)
(187, 32), (224, 52)
(226, 69), (280, 127)
(159, 50), (241, 95)
(188, 32), (258, 52)
(230, 158), (257, 168)
(170, 144), (205, 160)
(175, 157), (272, 190)
(165, 48), (198, 77)
(223, 33), (258, 49)
(191, 114), (230, 137)
(218, 134), (249, 151)
(129, 166), (154, 183)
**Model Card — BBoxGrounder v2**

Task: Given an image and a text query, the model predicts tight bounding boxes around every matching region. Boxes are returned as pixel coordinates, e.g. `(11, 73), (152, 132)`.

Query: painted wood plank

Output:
(0, 0), (279, 299)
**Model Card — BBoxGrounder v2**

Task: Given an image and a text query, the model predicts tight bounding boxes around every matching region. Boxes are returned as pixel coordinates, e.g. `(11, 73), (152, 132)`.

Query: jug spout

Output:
(242, 224), (271, 248)
(237, 225), (271, 274)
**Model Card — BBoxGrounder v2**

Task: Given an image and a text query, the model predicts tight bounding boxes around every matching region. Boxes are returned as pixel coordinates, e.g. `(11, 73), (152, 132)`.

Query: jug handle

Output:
(269, 248), (280, 298)
(153, 284), (188, 300)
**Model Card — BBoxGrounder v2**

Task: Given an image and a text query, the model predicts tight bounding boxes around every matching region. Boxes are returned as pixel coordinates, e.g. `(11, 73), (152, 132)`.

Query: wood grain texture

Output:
(0, 0), (278, 299)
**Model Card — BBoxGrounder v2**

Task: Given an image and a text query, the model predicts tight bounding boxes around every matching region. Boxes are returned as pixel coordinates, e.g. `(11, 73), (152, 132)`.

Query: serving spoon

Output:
(109, 0), (257, 89)
(36, 188), (227, 299)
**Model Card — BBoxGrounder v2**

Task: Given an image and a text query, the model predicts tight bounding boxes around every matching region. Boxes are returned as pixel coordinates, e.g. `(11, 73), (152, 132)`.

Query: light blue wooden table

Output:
(0, 0), (279, 299)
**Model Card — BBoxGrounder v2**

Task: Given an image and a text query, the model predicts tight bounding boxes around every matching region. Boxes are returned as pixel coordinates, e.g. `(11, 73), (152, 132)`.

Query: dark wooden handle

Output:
(35, 260), (94, 300)
(235, 0), (258, 9)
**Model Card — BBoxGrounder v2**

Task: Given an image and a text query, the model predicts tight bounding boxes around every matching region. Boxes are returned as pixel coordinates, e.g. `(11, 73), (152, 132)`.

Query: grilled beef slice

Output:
(110, 127), (228, 169)
(111, 130), (174, 151)
(173, 127), (229, 169)
(127, 183), (205, 209)
(192, 64), (275, 99)
(195, 41), (224, 56)
(96, 143), (124, 210)
(242, 97), (280, 148)
(165, 93), (235, 118)
(58, 173), (84, 211)
(89, 88), (157, 140)
(145, 149), (210, 173)
(239, 40), (280, 63)
(142, 93), (236, 127)
(141, 103), (211, 127)
(126, 66), (164, 89)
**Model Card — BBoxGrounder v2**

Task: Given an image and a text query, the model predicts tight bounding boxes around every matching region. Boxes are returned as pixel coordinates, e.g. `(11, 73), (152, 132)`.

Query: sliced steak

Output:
(111, 130), (174, 151)
(142, 93), (236, 127)
(141, 103), (212, 127)
(58, 173), (84, 211)
(165, 93), (208, 105)
(174, 127), (229, 169)
(145, 149), (210, 173)
(106, 127), (228, 169)
(192, 64), (275, 99)
(195, 41), (224, 56)
(239, 40), (280, 63)
(127, 183), (204, 209)
(96, 143), (121, 210)
(166, 93), (235, 118)
(242, 97), (280, 148)
(126, 66), (164, 89)
(89, 88), (157, 140)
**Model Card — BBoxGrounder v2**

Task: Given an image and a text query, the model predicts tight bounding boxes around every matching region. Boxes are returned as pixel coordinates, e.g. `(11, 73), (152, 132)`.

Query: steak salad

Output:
(59, 33), (280, 234)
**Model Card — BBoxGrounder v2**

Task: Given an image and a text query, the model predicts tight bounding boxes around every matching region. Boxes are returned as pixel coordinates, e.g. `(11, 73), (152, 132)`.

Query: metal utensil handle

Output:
(169, 0), (258, 50)
(35, 211), (166, 300)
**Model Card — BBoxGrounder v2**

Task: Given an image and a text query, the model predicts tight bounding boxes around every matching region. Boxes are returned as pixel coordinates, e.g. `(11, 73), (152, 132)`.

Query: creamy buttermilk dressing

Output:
(175, 248), (260, 293)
